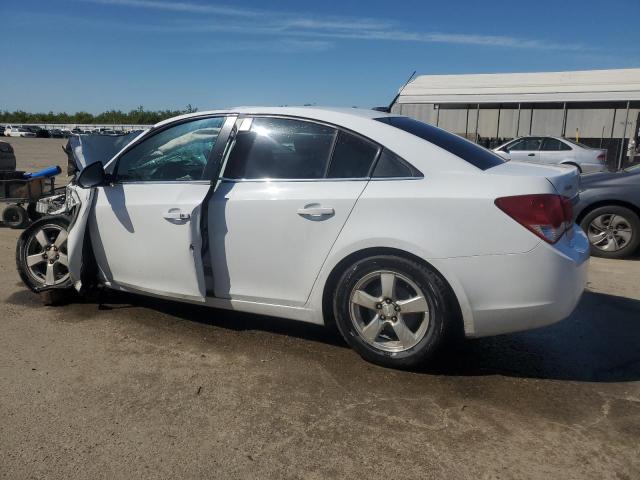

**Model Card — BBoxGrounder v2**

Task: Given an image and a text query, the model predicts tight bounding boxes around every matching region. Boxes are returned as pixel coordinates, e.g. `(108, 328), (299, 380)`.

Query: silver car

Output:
(493, 136), (607, 173)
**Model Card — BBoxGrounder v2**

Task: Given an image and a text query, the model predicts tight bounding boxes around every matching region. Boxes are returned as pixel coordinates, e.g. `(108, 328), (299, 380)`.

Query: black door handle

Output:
(528, 153), (535, 157)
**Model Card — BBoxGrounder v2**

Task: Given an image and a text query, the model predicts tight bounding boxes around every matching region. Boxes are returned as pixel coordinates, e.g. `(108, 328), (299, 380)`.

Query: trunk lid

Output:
(488, 161), (580, 199)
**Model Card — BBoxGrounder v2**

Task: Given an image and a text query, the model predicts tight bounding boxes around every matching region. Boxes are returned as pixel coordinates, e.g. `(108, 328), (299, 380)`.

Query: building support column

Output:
(618, 101), (631, 170)
(474, 103), (480, 142)
(561, 102), (567, 137)
(516, 103), (521, 138)
(464, 107), (469, 138)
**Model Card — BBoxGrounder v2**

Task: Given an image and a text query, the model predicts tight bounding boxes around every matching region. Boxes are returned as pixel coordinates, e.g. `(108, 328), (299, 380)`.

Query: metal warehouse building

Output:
(390, 68), (640, 169)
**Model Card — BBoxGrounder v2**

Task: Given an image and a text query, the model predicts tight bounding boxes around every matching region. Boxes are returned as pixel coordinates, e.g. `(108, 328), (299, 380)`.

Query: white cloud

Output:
(75, 0), (586, 51)
(82, 0), (264, 17)
(174, 39), (334, 54)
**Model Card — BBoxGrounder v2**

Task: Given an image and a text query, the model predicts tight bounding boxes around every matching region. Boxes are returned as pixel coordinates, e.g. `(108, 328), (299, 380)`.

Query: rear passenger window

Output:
(327, 131), (379, 178)
(223, 117), (336, 179)
(542, 138), (572, 151)
(373, 149), (421, 178)
(510, 138), (542, 151)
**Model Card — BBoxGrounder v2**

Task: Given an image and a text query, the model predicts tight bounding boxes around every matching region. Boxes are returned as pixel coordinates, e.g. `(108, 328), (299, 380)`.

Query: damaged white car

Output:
(16, 107), (589, 368)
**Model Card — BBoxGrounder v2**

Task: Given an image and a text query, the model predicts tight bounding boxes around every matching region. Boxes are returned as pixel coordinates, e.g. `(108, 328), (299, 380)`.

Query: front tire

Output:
(333, 255), (455, 369)
(580, 206), (640, 259)
(16, 216), (74, 294)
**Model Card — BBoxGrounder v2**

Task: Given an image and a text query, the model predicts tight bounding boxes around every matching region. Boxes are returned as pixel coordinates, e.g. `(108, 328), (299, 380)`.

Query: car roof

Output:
(154, 106), (395, 129)
(139, 106), (488, 175)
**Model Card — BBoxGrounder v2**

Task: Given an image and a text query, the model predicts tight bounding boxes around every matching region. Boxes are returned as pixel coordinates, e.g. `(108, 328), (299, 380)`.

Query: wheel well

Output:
(321, 247), (464, 337)
(576, 200), (640, 225)
(561, 161), (582, 172)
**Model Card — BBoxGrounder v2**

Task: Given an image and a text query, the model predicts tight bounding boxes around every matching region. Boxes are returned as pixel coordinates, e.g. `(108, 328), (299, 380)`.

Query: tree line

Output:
(0, 105), (199, 125)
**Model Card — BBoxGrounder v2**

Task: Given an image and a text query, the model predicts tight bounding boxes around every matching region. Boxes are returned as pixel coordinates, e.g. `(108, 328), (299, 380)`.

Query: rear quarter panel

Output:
(305, 170), (554, 325)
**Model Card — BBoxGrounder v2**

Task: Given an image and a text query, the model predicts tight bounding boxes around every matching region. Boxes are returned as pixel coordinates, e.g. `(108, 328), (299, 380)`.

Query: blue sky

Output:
(2, 0), (639, 113)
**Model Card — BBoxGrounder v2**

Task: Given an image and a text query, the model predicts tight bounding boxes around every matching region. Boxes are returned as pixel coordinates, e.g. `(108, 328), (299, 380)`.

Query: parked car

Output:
(25, 126), (50, 138)
(574, 165), (640, 259)
(493, 136), (607, 173)
(49, 129), (66, 138)
(4, 126), (36, 137)
(16, 108), (588, 368)
(0, 141), (17, 170)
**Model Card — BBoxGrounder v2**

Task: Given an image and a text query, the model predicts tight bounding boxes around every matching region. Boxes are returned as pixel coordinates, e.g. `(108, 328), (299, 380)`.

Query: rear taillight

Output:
(597, 152), (606, 162)
(495, 194), (573, 244)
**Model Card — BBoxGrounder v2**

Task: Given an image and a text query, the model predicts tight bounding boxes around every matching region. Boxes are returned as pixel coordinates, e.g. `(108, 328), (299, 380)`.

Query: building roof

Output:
(396, 68), (640, 104)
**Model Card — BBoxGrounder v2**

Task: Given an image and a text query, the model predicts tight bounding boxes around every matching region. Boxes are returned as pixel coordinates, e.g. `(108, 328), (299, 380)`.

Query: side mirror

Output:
(77, 161), (106, 188)
(502, 147), (510, 153)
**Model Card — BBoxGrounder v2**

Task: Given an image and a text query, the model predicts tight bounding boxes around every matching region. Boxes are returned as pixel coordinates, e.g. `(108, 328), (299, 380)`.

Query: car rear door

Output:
(507, 137), (543, 163)
(208, 116), (379, 306)
(88, 115), (235, 301)
(539, 137), (574, 165)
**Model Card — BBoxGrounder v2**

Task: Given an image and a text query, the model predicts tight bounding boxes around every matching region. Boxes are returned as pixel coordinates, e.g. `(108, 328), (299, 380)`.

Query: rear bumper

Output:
(437, 227), (590, 338)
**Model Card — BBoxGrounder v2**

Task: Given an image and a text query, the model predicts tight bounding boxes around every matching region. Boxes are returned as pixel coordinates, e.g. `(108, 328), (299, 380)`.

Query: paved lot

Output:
(1, 137), (639, 479)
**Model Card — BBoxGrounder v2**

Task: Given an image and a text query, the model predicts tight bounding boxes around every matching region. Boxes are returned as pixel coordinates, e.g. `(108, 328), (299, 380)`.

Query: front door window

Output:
(115, 117), (225, 182)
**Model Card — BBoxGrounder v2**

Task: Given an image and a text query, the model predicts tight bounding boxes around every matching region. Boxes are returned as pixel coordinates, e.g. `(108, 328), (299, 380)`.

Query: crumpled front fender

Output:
(65, 184), (94, 291)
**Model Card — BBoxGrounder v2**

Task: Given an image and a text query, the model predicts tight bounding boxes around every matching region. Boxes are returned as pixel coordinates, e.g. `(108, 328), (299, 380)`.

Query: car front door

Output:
(88, 115), (235, 301)
(506, 137), (543, 163)
(208, 116), (380, 306)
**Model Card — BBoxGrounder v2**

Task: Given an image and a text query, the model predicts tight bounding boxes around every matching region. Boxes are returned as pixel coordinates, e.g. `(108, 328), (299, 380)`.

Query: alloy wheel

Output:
(349, 270), (430, 353)
(587, 214), (633, 252)
(25, 224), (70, 286)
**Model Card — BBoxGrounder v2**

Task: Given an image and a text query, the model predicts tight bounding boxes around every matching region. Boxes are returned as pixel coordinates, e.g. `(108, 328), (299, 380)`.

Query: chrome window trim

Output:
(218, 176), (422, 183)
(223, 114), (422, 182)
(111, 180), (212, 186)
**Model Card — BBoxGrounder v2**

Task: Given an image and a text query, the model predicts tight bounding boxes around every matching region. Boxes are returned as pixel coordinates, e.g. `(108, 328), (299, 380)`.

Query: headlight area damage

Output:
(16, 132), (143, 294)
(15, 182), (94, 294)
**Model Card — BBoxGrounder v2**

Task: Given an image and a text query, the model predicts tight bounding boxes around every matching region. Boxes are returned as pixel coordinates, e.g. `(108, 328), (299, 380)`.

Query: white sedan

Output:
(493, 136), (607, 173)
(4, 125), (36, 137)
(16, 108), (589, 368)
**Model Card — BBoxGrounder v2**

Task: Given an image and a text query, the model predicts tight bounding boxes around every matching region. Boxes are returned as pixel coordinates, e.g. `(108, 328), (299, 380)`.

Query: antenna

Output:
(375, 71), (416, 113)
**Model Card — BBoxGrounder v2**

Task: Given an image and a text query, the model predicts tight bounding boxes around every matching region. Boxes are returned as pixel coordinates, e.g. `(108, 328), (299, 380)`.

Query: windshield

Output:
(375, 116), (505, 170)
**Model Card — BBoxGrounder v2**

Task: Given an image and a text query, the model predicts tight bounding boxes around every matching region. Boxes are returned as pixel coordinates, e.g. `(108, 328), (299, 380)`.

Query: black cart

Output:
(0, 171), (58, 228)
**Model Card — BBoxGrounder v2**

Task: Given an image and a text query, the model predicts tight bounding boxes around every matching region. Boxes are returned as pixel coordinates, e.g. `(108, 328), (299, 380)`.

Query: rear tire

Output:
(580, 205), (640, 259)
(333, 255), (456, 369)
(3, 205), (29, 229)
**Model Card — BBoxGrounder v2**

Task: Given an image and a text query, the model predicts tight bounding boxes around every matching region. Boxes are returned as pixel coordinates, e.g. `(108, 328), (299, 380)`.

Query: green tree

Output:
(0, 105), (199, 125)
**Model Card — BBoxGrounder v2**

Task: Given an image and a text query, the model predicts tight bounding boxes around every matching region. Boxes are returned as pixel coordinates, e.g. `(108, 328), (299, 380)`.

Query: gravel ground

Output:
(0, 137), (639, 479)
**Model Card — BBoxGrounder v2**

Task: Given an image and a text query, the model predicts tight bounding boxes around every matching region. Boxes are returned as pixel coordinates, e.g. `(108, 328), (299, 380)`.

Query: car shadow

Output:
(97, 289), (347, 348)
(424, 290), (640, 382)
(98, 288), (640, 383)
(7, 287), (640, 382)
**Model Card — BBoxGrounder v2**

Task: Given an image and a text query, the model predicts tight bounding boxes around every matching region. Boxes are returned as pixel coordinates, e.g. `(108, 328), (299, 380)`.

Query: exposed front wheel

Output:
(580, 206), (640, 259)
(16, 216), (73, 292)
(333, 255), (456, 369)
